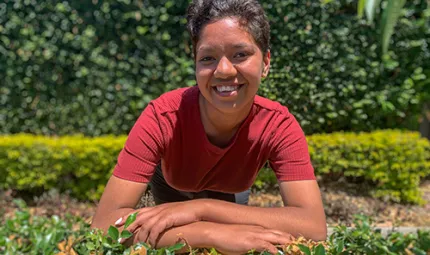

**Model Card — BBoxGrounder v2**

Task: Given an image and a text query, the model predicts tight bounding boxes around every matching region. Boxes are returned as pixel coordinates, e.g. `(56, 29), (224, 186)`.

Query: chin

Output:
(211, 101), (246, 113)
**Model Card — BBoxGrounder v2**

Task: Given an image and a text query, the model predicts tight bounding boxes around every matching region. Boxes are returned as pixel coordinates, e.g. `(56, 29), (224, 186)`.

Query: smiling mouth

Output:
(212, 84), (244, 94)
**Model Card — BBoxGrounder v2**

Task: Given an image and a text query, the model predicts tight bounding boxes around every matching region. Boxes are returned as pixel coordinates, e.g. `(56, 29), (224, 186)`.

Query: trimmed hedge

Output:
(308, 130), (430, 204)
(1, 0), (429, 136)
(1, 130), (429, 204)
(0, 134), (124, 201)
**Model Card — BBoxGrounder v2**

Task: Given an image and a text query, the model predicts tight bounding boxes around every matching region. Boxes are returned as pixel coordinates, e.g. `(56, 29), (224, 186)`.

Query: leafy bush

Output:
(1, 200), (429, 255)
(1, 130), (429, 204)
(308, 130), (430, 204)
(258, 130), (430, 204)
(0, 134), (125, 200)
(1, 0), (429, 136)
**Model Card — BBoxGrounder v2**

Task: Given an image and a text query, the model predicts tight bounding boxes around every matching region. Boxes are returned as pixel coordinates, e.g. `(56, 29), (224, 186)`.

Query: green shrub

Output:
(1, 130), (429, 203)
(258, 130), (430, 204)
(1, 0), (429, 136)
(1, 201), (429, 254)
(0, 134), (126, 200)
(308, 130), (430, 204)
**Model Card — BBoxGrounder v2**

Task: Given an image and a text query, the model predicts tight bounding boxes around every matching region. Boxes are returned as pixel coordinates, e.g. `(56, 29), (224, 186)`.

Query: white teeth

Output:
(216, 85), (238, 92)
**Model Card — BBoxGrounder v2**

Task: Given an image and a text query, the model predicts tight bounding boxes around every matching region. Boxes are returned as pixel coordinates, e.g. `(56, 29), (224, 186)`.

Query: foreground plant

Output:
(1, 200), (429, 255)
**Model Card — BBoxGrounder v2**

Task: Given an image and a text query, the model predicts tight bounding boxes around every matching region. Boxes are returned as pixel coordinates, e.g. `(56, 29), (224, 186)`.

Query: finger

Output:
(137, 215), (159, 244)
(147, 216), (174, 246)
(255, 241), (279, 255)
(267, 230), (295, 242)
(115, 205), (165, 226)
(124, 207), (162, 234)
(115, 210), (140, 227)
(119, 213), (159, 244)
(260, 232), (293, 246)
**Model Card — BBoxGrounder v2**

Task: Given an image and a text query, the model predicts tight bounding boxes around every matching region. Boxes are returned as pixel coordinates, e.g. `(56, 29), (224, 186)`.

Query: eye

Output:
(199, 56), (215, 62)
(234, 52), (249, 58)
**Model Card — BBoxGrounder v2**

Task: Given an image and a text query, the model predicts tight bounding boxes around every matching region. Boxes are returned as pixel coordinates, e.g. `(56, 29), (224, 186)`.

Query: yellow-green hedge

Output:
(308, 130), (430, 204)
(0, 134), (125, 201)
(1, 130), (429, 204)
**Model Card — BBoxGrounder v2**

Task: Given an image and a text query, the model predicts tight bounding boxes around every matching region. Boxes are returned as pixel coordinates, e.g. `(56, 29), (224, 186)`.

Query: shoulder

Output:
(149, 86), (198, 114)
(253, 95), (292, 118)
(252, 95), (304, 138)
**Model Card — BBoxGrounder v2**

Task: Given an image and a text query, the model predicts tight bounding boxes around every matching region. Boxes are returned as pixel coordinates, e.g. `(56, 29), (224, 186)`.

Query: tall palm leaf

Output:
(380, 0), (407, 55)
(357, 0), (406, 55)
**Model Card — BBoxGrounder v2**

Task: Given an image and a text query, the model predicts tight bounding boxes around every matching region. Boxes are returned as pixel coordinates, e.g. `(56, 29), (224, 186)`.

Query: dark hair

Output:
(186, 0), (270, 57)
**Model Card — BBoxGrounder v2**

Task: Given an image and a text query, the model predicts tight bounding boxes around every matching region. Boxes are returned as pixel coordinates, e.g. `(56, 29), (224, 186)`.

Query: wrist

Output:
(195, 199), (211, 221)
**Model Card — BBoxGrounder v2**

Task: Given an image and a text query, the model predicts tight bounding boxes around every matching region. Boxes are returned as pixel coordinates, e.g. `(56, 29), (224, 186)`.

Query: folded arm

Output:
(91, 176), (292, 253)
(198, 180), (327, 241)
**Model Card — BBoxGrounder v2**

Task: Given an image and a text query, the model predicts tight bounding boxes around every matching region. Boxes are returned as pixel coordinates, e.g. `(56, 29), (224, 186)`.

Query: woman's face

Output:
(195, 17), (270, 114)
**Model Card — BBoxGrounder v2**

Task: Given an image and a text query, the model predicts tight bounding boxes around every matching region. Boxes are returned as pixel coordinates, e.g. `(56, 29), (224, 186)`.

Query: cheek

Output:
(237, 62), (262, 82)
(195, 66), (212, 81)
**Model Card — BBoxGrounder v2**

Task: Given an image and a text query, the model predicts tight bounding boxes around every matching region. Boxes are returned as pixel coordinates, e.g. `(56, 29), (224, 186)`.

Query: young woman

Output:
(91, 0), (327, 254)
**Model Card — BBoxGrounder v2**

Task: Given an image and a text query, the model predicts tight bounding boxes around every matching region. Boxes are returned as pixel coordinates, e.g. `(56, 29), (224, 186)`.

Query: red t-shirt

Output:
(113, 85), (315, 193)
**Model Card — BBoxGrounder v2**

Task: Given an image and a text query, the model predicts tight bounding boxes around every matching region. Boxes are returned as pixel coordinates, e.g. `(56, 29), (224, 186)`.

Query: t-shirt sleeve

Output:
(112, 102), (164, 183)
(268, 111), (316, 182)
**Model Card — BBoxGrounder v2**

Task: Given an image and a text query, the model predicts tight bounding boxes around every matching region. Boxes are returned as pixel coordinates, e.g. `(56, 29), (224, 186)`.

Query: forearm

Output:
(153, 221), (215, 249)
(199, 199), (327, 241)
(91, 208), (135, 233)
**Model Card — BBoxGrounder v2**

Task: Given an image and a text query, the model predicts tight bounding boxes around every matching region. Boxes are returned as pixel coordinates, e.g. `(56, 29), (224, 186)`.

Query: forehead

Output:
(196, 18), (257, 52)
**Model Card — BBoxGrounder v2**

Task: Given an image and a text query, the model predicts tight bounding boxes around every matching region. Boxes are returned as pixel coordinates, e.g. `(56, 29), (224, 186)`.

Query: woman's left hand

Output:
(115, 200), (205, 246)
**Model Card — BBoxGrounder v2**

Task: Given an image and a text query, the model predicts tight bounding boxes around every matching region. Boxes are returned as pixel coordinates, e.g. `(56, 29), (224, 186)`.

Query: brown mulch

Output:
(1, 181), (429, 227)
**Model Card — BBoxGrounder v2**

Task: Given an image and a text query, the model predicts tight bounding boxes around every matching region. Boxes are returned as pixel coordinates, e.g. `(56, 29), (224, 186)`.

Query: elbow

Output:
(310, 210), (328, 241)
(309, 221), (327, 241)
(90, 216), (108, 233)
(90, 220), (102, 231)
(312, 225), (327, 241)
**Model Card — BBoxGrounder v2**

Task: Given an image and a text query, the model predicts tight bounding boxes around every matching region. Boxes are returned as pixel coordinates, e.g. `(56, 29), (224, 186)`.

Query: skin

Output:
(91, 17), (327, 254)
(196, 18), (270, 147)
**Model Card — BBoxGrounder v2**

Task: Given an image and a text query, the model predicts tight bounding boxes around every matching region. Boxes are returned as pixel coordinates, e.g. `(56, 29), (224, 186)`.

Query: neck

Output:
(199, 94), (253, 133)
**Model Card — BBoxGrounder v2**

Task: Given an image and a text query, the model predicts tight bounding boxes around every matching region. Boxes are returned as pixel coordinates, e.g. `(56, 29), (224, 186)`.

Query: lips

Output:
(212, 84), (245, 97)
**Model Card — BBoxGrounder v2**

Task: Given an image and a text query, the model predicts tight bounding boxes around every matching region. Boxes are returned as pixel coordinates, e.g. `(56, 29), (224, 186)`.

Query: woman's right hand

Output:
(207, 224), (294, 255)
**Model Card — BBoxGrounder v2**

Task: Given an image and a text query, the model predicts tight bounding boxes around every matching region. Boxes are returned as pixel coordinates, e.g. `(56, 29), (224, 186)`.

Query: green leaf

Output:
(336, 239), (345, 253)
(410, 248), (426, 255)
(108, 226), (119, 241)
(124, 212), (137, 229)
(298, 244), (311, 255)
(314, 244), (326, 255)
(85, 242), (95, 250)
(167, 242), (186, 252)
(358, 0), (366, 18)
(365, 0), (381, 23)
(380, 0), (406, 55)
(120, 230), (133, 239)
(157, 247), (166, 255)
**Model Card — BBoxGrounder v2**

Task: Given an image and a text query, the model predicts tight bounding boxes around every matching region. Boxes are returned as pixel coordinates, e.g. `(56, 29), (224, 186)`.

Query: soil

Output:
(1, 181), (429, 228)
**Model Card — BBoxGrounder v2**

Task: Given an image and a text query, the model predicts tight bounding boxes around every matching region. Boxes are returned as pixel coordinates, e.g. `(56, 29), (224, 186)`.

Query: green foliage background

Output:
(1, 130), (429, 204)
(1, 0), (429, 136)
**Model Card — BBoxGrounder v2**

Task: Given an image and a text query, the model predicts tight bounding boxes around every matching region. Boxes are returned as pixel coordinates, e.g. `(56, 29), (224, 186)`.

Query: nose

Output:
(214, 56), (237, 79)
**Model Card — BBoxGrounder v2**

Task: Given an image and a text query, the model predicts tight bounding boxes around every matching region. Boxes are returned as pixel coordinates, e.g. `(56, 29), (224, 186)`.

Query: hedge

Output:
(1, 0), (429, 136)
(1, 130), (429, 204)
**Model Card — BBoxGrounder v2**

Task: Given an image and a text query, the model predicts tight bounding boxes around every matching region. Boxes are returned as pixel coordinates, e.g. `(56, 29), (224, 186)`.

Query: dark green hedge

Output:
(1, 0), (429, 136)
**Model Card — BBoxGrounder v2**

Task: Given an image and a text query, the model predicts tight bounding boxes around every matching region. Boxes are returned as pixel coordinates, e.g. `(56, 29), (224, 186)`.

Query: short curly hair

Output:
(186, 0), (270, 57)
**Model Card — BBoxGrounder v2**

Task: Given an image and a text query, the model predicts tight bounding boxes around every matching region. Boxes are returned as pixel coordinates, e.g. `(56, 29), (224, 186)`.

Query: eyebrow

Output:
(197, 43), (252, 52)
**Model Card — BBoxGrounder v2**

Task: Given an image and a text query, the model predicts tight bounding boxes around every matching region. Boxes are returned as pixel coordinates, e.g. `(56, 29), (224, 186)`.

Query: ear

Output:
(261, 50), (271, 78)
